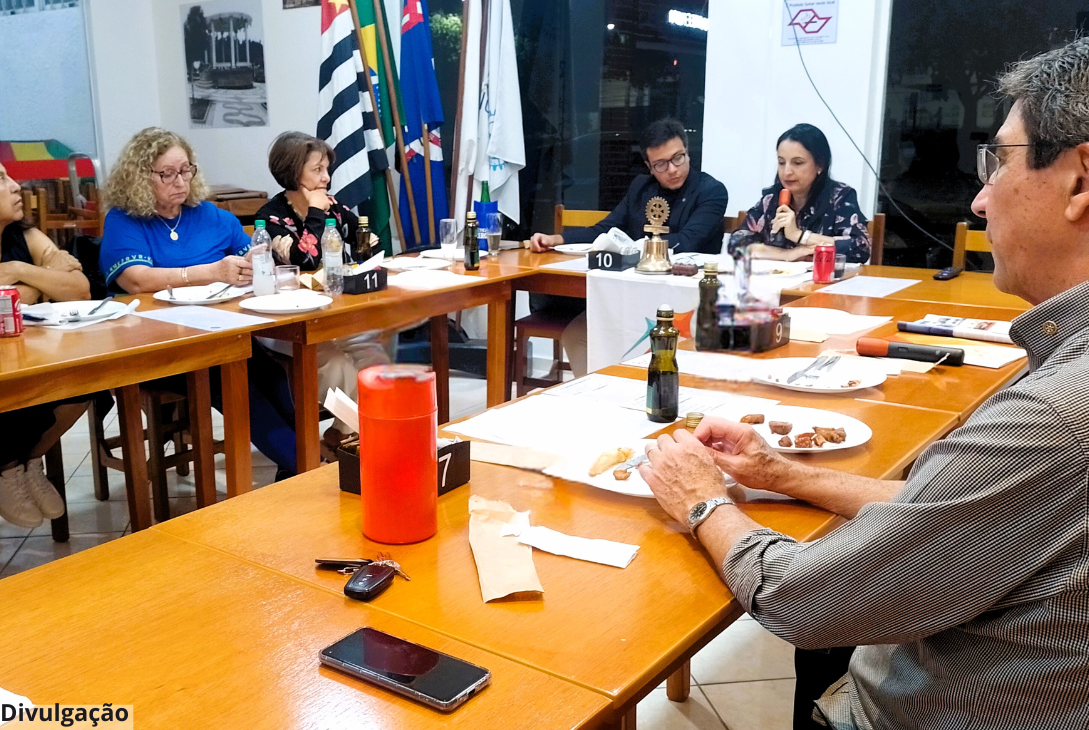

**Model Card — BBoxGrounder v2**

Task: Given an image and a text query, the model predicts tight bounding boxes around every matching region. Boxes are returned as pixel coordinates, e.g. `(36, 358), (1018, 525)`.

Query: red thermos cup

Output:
(357, 365), (438, 544)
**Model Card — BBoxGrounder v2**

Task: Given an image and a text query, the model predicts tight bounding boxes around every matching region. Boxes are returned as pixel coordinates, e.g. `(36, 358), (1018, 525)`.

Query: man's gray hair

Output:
(997, 37), (1089, 169)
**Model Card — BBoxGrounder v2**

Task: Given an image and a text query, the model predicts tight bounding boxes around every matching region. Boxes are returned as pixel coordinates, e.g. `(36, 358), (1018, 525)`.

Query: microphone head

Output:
(778, 189), (792, 207)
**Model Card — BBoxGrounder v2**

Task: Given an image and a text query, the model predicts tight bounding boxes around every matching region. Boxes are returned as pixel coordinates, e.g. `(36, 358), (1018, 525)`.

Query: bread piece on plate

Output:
(778, 436), (792, 447)
(794, 432), (815, 448)
(589, 447), (636, 477)
(769, 421), (792, 435)
(613, 467), (632, 481)
(813, 427), (846, 444)
(740, 414), (765, 424)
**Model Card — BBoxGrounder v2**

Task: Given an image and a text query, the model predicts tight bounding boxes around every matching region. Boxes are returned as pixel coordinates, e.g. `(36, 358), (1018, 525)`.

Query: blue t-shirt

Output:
(100, 201), (252, 285)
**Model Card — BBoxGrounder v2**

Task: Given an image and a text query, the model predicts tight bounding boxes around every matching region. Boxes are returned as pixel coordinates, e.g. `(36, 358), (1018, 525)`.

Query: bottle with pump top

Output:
(646, 305), (680, 423)
(463, 211), (480, 270)
(696, 261), (722, 351)
(353, 216), (374, 264)
(773, 188), (792, 248)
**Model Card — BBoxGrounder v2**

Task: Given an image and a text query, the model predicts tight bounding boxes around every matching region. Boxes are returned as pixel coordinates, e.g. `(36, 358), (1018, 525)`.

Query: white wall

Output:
(701, 0), (893, 217)
(0, 6), (97, 156)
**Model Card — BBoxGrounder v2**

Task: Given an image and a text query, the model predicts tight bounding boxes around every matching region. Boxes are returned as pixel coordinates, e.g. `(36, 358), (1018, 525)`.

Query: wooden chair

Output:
(88, 390), (224, 523)
(952, 221), (990, 270)
(25, 185), (104, 242)
(512, 205), (610, 395)
(867, 213), (886, 265)
(722, 210), (748, 234)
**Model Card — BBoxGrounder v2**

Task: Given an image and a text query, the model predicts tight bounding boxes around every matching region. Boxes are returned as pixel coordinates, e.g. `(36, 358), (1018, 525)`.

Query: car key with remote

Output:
(344, 563), (397, 601)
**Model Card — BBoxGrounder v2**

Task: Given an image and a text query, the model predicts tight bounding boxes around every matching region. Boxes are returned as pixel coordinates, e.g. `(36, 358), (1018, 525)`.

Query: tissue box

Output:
(588, 250), (640, 271)
(337, 439), (471, 496)
(342, 267), (388, 295)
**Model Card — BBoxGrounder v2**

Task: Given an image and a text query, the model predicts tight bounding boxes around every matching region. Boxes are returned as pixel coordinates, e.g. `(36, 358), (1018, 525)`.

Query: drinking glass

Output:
(833, 254), (847, 279)
(485, 212), (502, 254)
(275, 265), (301, 292)
(439, 218), (458, 259)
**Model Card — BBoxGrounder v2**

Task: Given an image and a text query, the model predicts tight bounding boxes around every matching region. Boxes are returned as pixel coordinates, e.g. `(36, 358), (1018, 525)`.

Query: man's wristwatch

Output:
(686, 497), (734, 536)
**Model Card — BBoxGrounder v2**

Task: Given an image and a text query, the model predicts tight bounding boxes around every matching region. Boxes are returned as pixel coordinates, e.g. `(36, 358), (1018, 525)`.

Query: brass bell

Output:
(636, 197), (672, 275)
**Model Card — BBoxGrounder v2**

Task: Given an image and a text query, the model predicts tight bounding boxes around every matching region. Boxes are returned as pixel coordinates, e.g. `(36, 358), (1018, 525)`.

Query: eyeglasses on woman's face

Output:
(150, 165), (198, 185)
(976, 144), (1029, 185)
(648, 151), (688, 174)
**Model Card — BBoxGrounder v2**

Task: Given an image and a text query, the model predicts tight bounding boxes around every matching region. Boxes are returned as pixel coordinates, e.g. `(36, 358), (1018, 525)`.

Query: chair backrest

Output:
(243, 225), (255, 236)
(722, 209), (748, 233)
(554, 204), (610, 234)
(952, 221), (991, 269)
(867, 213), (886, 265)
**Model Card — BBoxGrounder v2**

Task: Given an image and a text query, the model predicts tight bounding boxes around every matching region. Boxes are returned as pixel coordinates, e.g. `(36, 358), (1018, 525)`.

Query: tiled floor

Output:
(0, 373), (796, 728)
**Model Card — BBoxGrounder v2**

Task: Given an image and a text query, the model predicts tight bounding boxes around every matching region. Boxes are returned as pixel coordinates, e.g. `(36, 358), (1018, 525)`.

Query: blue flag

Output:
(398, 0), (448, 248)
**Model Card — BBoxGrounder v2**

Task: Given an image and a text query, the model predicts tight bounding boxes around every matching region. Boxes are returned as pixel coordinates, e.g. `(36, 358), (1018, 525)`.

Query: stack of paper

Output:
(388, 270), (481, 290)
(543, 373), (778, 415)
(135, 306), (272, 332)
(782, 306), (891, 336)
(819, 275), (920, 297)
(622, 350), (764, 382)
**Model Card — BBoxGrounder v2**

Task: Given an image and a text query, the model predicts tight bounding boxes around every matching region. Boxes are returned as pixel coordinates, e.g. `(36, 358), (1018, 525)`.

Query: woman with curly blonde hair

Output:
(100, 127), (252, 293)
(100, 128), (298, 478)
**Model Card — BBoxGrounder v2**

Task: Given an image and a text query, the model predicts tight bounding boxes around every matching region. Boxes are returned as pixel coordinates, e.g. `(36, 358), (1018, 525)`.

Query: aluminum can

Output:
(813, 244), (836, 284)
(0, 287), (23, 337)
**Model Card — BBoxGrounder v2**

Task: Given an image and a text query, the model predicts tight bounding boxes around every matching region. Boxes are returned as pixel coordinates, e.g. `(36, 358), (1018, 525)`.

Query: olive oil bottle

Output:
(464, 211), (480, 271)
(646, 305), (680, 423)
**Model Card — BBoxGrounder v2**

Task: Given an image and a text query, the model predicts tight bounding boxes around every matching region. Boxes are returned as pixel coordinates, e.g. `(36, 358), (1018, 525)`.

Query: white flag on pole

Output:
(454, 0), (525, 225)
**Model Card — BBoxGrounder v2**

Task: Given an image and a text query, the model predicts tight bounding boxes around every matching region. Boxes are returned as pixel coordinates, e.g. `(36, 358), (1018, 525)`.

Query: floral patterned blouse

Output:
(255, 192), (358, 271)
(727, 181), (871, 263)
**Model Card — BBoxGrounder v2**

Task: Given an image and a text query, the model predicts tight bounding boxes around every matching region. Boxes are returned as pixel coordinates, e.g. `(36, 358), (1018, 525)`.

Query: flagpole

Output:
(347, 0), (407, 253)
(371, 0), (423, 244)
(422, 122), (436, 242)
(449, 0), (471, 213)
(465, 0), (491, 214)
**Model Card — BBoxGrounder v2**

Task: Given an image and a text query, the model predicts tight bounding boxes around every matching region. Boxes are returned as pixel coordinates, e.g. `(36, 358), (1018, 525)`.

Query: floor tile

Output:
(636, 687), (725, 729)
(0, 533), (125, 577)
(700, 679), (795, 730)
(30, 499), (131, 537)
(691, 618), (796, 684)
(0, 520), (32, 539)
(449, 375), (487, 421)
(64, 473), (128, 502)
(0, 538), (22, 572)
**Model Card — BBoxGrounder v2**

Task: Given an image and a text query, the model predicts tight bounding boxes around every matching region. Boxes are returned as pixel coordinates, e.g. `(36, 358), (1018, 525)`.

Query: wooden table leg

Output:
(292, 341), (321, 473)
(186, 369), (216, 509)
(602, 706), (636, 730)
(430, 315), (450, 424)
(666, 660), (692, 702)
(486, 292), (512, 408)
(117, 384), (152, 531)
(221, 358), (252, 497)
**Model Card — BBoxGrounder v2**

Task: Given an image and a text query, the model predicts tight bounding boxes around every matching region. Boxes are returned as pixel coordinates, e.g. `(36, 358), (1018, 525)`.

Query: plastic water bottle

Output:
(321, 218), (344, 296)
(250, 221), (275, 296)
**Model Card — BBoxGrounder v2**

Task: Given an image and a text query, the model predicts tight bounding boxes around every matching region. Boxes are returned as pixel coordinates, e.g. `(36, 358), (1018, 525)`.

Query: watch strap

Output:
(687, 496), (734, 536)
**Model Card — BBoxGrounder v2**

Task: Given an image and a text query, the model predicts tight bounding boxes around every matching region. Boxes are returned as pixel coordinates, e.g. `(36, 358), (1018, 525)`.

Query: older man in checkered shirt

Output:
(641, 38), (1089, 730)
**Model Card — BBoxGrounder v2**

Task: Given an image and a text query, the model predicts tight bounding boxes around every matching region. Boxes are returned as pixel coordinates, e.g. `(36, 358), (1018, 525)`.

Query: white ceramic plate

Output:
(382, 257), (451, 272)
(752, 357), (886, 393)
(23, 299), (128, 324)
(553, 243), (594, 256)
(239, 292), (333, 314)
(726, 405), (872, 454)
(153, 284), (251, 305)
(543, 441), (658, 498)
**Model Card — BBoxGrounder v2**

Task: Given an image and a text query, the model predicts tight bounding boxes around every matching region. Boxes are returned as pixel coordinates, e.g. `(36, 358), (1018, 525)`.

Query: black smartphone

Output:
(933, 266), (963, 280)
(320, 628), (491, 712)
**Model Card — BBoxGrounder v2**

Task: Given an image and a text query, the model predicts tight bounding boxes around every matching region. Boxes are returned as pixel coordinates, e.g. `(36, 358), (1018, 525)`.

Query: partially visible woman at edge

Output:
(728, 123), (871, 263)
(256, 131), (395, 456)
(99, 127), (298, 479)
(0, 161), (113, 527)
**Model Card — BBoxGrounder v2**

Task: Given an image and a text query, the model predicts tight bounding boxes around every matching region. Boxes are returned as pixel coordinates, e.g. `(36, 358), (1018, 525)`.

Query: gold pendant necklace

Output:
(158, 207), (183, 241)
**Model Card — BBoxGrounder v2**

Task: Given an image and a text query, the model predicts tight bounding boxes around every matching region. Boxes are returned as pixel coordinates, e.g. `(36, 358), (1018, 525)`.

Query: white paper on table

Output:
(345, 251), (385, 273)
(0, 687), (33, 726)
(819, 275), (921, 298)
(387, 270), (481, 290)
(500, 522), (639, 568)
(22, 300), (139, 330)
(540, 257), (589, 273)
(829, 352), (903, 376)
(782, 307), (891, 336)
(323, 387), (359, 433)
(420, 248), (463, 260)
(135, 305), (272, 331)
(789, 328), (829, 343)
(468, 441), (561, 471)
(622, 350), (763, 383)
(959, 344), (1027, 368)
(445, 394), (662, 453)
(543, 373), (778, 415)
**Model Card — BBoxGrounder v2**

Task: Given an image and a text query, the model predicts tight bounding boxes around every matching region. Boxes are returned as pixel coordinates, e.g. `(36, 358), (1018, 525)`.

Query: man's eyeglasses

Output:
(648, 151), (688, 174)
(150, 165), (198, 184)
(976, 144), (1029, 185)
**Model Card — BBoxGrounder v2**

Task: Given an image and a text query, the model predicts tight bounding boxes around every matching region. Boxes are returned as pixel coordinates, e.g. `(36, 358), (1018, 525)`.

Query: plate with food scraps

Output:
(152, 284), (251, 305)
(543, 441), (659, 498)
(239, 291), (333, 314)
(752, 356), (886, 394)
(553, 243), (594, 256)
(381, 257), (452, 272)
(732, 405), (872, 453)
(750, 260), (811, 277)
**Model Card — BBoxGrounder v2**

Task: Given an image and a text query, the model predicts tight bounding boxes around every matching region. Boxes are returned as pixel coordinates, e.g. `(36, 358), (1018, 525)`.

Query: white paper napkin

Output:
(500, 521), (640, 568)
(22, 300), (139, 330)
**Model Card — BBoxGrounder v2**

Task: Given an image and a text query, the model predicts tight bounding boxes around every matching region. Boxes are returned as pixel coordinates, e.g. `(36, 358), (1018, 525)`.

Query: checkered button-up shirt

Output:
(723, 281), (1089, 729)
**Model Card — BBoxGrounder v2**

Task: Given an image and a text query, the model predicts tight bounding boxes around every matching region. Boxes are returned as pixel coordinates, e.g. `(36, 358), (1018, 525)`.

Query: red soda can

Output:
(0, 287), (23, 337)
(813, 244), (835, 284)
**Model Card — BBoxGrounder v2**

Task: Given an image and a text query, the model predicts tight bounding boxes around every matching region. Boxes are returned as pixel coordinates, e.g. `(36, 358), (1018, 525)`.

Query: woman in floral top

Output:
(728, 124), (871, 263)
(256, 132), (394, 456)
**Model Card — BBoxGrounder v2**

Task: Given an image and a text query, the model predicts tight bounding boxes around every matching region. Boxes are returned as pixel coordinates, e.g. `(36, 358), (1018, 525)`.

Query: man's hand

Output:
(692, 417), (794, 494)
(639, 429), (731, 525)
(216, 255), (253, 284)
(529, 232), (562, 252)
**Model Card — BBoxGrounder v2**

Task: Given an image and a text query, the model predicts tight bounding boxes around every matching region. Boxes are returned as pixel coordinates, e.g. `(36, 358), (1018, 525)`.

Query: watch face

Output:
(688, 502), (708, 524)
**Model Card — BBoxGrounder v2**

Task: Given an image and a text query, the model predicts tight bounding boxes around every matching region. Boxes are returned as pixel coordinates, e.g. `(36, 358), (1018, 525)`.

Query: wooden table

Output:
(0, 528), (612, 729)
(666, 293), (1029, 423)
(0, 315), (253, 532)
(153, 387), (957, 724)
(781, 265), (1032, 310)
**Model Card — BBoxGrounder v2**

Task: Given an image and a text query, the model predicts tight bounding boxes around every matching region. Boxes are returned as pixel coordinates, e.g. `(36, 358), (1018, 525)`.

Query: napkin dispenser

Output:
(337, 439), (470, 497)
(716, 307), (791, 353)
(342, 266), (388, 295)
(588, 250), (639, 271)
